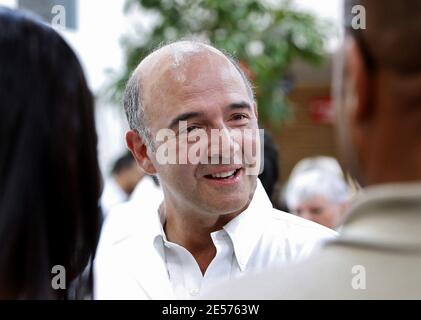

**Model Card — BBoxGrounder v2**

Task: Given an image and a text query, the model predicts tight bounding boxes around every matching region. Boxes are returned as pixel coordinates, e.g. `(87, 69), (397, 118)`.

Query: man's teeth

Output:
(211, 170), (236, 178)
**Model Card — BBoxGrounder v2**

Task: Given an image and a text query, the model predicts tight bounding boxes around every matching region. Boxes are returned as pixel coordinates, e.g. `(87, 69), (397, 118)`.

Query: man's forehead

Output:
(138, 43), (247, 106)
(137, 42), (227, 77)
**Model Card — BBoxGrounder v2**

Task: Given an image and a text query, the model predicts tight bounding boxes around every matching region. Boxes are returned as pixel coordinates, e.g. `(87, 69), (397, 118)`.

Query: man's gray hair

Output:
(122, 40), (255, 151)
(123, 70), (155, 150)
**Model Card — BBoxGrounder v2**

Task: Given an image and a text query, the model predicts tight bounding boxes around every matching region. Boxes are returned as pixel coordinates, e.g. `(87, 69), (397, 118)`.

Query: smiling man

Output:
(94, 40), (335, 299)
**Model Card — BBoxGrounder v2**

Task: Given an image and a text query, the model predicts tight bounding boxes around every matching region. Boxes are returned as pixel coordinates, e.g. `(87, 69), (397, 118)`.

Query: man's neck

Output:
(363, 130), (421, 186)
(160, 204), (241, 275)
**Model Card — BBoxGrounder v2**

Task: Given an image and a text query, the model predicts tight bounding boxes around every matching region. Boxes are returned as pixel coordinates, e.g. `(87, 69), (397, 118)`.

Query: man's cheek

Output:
(155, 130), (178, 165)
(229, 129), (244, 165)
(242, 129), (264, 176)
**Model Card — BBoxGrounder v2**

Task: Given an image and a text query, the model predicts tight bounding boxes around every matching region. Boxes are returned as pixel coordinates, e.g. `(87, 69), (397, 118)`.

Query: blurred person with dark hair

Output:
(101, 151), (143, 215)
(206, 0), (421, 299)
(284, 157), (350, 230)
(258, 131), (281, 208)
(0, 7), (102, 299)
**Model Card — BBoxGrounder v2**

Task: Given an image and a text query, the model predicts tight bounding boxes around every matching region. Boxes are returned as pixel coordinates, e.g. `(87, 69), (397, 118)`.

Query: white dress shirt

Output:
(158, 212), (238, 299)
(94, 179), (336, 300)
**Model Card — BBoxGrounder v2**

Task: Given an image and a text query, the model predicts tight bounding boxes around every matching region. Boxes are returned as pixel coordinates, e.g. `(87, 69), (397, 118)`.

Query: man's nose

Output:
(208, 127), (240, 163)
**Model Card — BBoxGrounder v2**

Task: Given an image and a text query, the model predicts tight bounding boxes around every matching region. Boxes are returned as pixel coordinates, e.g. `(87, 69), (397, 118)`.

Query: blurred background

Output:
(0, 0), (346, 216)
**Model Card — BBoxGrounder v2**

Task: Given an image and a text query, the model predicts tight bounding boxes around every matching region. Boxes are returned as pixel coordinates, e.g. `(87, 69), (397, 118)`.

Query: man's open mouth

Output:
(204, 168), (241, 180)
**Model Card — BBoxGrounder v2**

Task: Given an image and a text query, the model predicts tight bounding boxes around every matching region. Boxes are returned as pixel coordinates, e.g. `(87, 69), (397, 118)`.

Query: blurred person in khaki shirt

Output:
(206, 0), (421, 299)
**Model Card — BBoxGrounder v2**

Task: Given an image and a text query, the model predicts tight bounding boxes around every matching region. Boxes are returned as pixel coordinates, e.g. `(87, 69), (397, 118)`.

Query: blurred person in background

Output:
(206, 0), (421, 299)
(258, 131), (282, 208)
(0, 7), (102, 299)
(284, 156), (350, 230)
(129, 173), (163, 213)
(101, 151), (143, 216)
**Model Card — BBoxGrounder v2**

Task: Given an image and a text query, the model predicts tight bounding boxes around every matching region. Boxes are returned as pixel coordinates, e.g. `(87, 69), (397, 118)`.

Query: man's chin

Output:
(194, 175), (256, 214)
(201, 195), (251, 216)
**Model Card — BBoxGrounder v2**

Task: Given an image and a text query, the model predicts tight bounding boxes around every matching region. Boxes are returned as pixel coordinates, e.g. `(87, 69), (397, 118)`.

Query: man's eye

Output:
(186, 126), (201, 133)
(231, 114), (249, 121)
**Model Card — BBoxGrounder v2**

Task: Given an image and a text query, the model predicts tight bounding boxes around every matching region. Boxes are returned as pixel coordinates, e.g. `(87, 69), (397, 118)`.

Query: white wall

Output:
(60, 0), (132, 176)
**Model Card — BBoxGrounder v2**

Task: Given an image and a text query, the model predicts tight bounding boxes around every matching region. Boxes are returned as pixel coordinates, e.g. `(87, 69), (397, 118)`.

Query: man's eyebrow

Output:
(227, 101), (252, 112)
(168, 102), (252, 129)
(168, 111), (204, 130)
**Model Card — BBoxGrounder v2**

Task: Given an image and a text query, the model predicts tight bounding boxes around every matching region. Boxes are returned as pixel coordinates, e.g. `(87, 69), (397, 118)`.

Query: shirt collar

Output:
(151, 179), (273, 271)
(340, 181), (421, 247)
(222, 179), (273, 271)
(151, 203), (167, 253)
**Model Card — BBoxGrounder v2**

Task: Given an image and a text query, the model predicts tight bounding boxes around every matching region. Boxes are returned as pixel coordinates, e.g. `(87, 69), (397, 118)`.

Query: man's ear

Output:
(345, 36), (372, 124)
(126, 130), (157, 175)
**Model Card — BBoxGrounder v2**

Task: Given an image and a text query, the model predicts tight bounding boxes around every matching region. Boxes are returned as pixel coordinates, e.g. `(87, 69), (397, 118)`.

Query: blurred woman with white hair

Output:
(284, 156), (351, 230)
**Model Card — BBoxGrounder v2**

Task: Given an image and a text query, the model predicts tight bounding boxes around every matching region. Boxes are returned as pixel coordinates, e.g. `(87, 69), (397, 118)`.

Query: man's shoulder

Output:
(264, 208), (337, 239)
(205, 247), (333, 299)
(208, 240), (421, 299)
(98, 200), (157, 249)
(250, 208), (336, 260)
